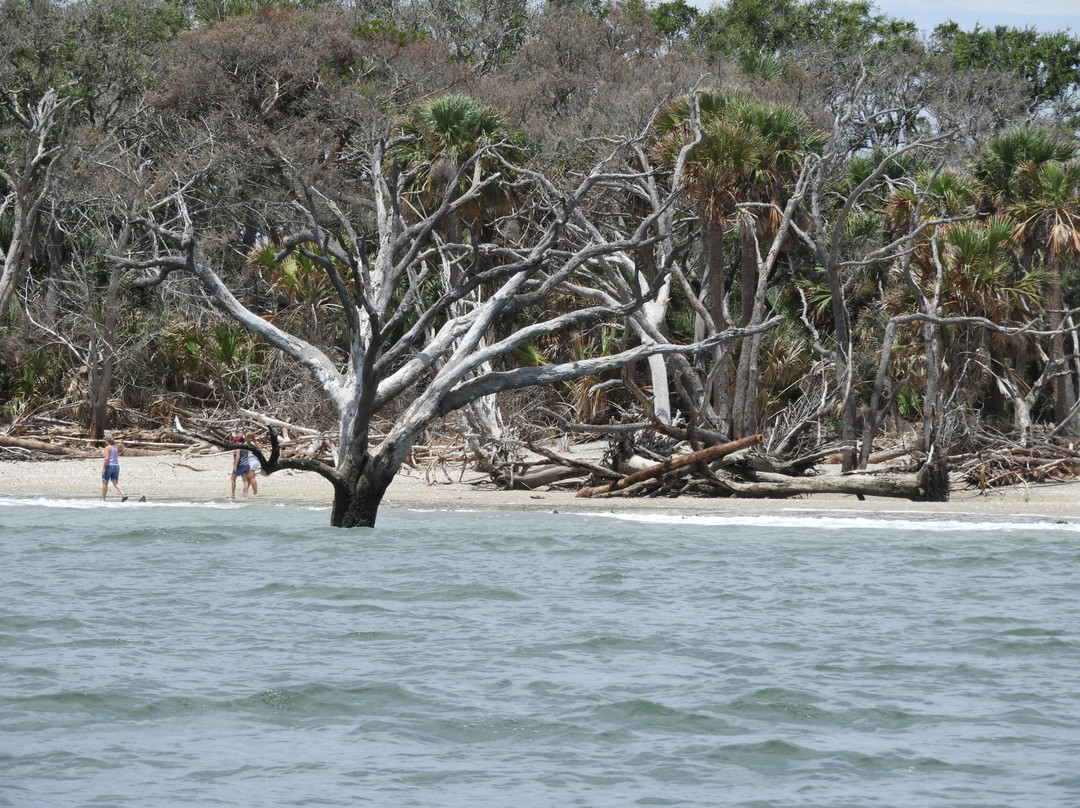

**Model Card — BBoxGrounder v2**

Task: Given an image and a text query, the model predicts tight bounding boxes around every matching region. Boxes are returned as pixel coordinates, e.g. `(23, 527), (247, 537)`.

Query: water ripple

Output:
(2, 501), (1078, 807)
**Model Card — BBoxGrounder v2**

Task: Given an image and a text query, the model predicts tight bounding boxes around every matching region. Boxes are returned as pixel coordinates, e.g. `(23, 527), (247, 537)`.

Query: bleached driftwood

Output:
(577, 434), (763, 497)
(0, 435), (85, 456)
(710, 464), (945, 501)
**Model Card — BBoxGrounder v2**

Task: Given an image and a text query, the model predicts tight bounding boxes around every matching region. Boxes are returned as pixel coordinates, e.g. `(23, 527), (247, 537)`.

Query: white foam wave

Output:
(578, 509), (1080, 533)
(0, 496), (238, 510)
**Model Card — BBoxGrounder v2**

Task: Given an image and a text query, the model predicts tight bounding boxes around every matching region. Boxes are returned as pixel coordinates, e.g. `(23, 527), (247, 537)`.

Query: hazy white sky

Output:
(872, 0), (1079, 34)
(687, 0), (1079, 34)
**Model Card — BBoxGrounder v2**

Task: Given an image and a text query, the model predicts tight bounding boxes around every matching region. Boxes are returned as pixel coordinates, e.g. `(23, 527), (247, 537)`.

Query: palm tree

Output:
(1010, 160), (1080, 427)
(973, 129), (1076, 207)
(884, 164), (1055, 439)
(653, 91), (765, 435)
(653, 90), (757, 334)
(392, 93), (527, 252)
(653, 90), (822, 437)
(726, 102), (824, 436)
(972, 128), (1076, 270)
(248, 243), (339, 344)
(942, 218), (1046, 437)
(973, 129), (1079, 429)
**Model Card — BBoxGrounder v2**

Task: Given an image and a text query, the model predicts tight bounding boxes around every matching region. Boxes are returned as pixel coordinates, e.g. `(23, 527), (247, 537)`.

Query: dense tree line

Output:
(1, 0), (1079, 524)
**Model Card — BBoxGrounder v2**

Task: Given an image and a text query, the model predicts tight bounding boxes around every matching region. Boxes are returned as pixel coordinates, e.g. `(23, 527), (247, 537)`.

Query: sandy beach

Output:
(2, 449), (1080, 521)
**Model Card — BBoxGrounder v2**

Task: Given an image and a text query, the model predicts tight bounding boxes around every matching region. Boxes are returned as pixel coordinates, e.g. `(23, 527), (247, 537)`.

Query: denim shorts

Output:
(102, 465), (120, 482)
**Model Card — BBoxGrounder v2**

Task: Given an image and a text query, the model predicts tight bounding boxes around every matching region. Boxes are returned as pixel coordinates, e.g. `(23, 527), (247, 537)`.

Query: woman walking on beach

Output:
(101, 433), (127, 501)
(230, 434), (259, 499)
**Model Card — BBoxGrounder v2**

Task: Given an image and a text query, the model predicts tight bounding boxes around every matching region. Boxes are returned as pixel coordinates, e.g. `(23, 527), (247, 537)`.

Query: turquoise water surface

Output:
(2, 498), (1079, 807)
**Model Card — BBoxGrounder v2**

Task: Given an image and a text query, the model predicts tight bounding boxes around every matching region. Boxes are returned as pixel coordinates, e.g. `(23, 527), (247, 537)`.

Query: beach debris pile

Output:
(953, 442), (1080, 490)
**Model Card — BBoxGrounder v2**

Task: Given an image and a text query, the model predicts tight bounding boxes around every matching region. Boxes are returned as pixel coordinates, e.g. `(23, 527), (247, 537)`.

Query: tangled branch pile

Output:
(954, 442), (1080, 489)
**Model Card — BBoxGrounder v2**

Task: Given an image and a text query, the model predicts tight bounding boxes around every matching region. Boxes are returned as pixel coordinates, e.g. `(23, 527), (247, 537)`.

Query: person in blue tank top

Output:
(100, 433), (127, 501)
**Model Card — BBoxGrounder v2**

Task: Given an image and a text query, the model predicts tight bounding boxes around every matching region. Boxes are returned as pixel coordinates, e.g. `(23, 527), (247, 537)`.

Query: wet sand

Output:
(2, 451), (1079, 521)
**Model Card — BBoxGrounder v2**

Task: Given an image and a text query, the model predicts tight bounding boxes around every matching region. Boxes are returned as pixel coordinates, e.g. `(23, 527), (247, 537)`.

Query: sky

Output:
(872, 0), (1079, 35)
(685, 0), (1080, 34)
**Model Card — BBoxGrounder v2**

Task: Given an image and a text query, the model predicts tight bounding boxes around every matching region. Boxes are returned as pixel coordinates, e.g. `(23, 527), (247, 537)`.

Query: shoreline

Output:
(2, 453), (1080, 520)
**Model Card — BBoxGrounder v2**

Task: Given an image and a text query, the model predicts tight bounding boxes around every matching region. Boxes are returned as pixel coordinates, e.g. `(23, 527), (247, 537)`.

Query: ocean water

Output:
(2, 498), (1079, 808)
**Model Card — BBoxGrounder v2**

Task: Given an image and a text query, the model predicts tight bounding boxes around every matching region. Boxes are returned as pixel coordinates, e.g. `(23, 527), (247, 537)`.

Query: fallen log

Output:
(576, 434), (762, 498)
(0, 434), (182, 458)
(525, 442), (620, 480)
(0, 435), (87, 456)
(497, 464), (589, 490)
(867, 447), (920, 464)
(64, 436), (191, 449)
(715, 463), (947, 502)
(723, 447), (836, 475)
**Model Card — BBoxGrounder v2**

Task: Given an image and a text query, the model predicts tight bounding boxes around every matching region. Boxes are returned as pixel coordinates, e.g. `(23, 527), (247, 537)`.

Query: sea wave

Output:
(0, 496), (235, 510)
(0, 496), (331, 513)
(4, 502), (1079, 807)
(581, 509), (1080, 533)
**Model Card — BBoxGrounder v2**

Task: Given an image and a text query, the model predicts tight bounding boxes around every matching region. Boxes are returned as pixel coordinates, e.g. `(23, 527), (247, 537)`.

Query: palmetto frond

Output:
(1009, 161), (1080, 261)
(392, 93), (528, 220)
(653, 89), (820, 231)
(972, 128), (1077, 211)
(737, 50), (785, 81)
(846, 146), (919, 196)
(886, 168), (976, 227)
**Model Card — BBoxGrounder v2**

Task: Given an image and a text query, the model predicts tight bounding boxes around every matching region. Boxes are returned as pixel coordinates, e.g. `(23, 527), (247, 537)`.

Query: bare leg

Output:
(102, 480), (108, 500)
(247, 471), (258, 497)
(230, 473), (237, 499)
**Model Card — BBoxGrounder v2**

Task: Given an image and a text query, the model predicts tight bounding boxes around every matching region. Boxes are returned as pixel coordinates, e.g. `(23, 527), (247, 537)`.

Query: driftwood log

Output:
(498, 465), (590, 490)
(710, 462), (947, 501)
(577, 434), (763, 497)
(0, 435), (86, 456)
(573, 429), (949, 503)
(0, 434), (191, 457)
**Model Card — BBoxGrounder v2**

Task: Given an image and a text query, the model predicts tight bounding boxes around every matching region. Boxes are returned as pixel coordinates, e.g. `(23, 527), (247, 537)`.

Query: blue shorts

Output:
(102, 465), (120, 482)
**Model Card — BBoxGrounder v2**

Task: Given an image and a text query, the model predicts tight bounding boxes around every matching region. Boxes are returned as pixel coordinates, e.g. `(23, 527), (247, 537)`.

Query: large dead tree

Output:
(114, 127), (776, 527)
(0, 89), (70, 318)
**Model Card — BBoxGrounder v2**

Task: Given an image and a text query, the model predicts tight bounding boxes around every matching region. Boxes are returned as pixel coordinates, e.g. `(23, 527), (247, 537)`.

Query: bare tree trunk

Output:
(0, 90), (69, 318)
(330, 465), (394, 528)
(437, 240), (507, 469)
(861, 318), (897, 468)
(638, 273), (674, 426)
(738, 220), (756, 328)
(89, 226), (129, 438)
(731, 217), (757, 434)
(45, 217), (63, 320)
(704, 219), (732, 437)
(827, 260), (858, 470)
(1049, 252), (1076, 431)
(647, 354), (672, 424)
(922, 317), (944, 452)
(636, 237), (673, 425)
(984, 355), (1007, 421)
